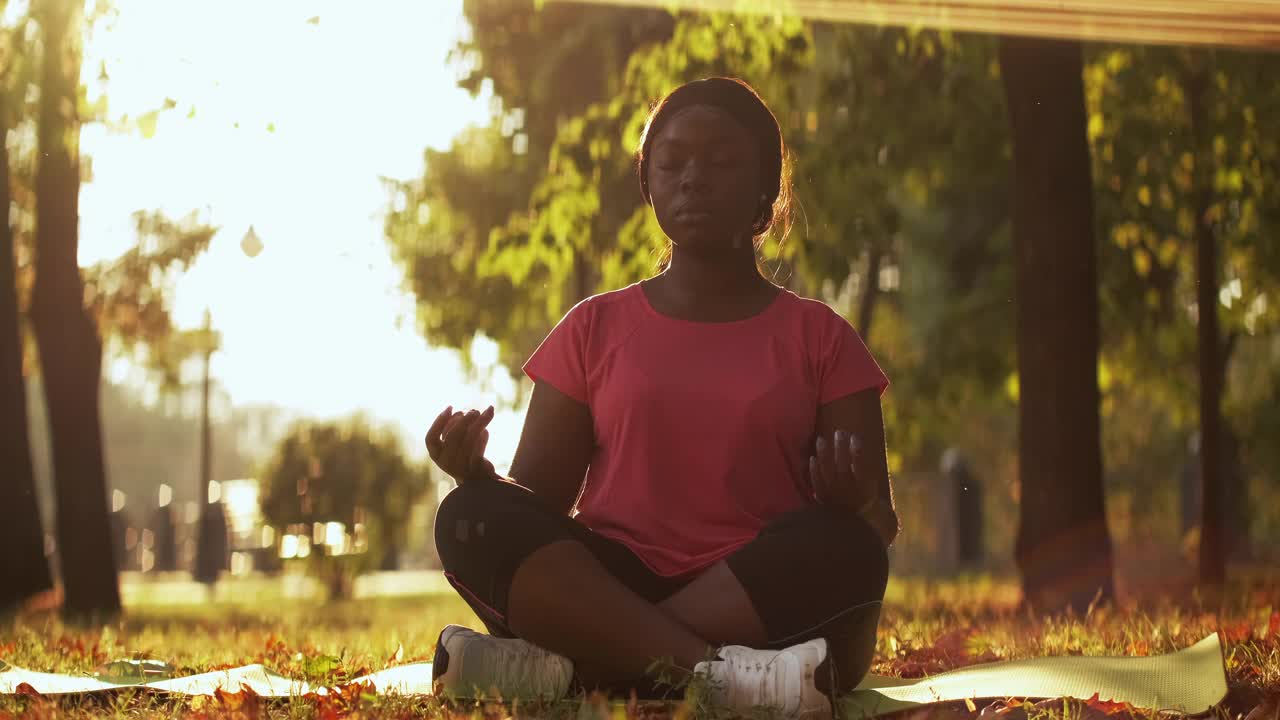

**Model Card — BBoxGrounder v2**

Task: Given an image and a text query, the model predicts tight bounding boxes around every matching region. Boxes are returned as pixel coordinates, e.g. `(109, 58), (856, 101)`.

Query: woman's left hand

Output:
(809, 428), (876, 514)
(809, 429), (899, 547)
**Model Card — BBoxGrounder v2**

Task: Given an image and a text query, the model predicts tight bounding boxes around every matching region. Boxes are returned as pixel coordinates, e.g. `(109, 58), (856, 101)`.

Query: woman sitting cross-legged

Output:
(425, 77), (898, 720)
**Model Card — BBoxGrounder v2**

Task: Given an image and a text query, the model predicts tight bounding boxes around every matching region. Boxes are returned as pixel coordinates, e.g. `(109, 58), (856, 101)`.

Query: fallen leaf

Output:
(1124, 639), (1150, 656)
(213, 685), (262, 718)
(1082, 692), (1138, 716)
(305, 678), (377, 719)
(979, 699), (1027, 717)
(1223, 622), (1253, 644)
(14, 682), (41, 697)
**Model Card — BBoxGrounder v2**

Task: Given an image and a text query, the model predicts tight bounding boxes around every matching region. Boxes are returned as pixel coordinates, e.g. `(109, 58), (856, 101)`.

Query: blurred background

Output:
(3, 0), (1278, 613)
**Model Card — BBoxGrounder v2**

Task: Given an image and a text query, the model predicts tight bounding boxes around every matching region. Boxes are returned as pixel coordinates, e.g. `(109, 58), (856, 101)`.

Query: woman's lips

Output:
(677, 208), (714, 221)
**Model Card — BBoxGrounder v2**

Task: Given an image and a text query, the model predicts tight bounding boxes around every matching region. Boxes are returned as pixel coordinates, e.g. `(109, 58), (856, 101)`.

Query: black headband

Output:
(638, 77), (783, 207)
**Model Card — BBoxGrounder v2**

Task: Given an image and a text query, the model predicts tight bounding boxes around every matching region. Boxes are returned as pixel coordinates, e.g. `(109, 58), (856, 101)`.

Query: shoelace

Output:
(722, 653), (798, 715)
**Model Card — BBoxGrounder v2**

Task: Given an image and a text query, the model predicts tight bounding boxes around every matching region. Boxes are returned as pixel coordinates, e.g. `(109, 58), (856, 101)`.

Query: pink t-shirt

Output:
(522, 282), (889, 577)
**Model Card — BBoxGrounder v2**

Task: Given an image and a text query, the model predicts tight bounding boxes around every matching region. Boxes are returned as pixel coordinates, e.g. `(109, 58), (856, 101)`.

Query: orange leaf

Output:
(214, 685), (262, 719)
(1268, 612), (1279, 640)
(14, 682), (41, 697)
(215, 687), (243, 710)
(978, 699), (1025, 717)
(1223, 622), (1253, 644)
(1083, 692), (1137, 715)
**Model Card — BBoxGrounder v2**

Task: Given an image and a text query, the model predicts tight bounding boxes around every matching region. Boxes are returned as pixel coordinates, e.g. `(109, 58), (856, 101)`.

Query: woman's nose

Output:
(679, 164), (710, 195)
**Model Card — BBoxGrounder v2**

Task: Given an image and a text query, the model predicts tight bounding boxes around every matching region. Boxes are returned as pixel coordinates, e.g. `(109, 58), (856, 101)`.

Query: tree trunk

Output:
(0, 110), (55, 611)
(857, 245), (882, 338)
(1193, 188), (1225, 587)
(29, 0), (120, 619)
(999, 36), (1115, 614)
(1183, 60), (1226, 588)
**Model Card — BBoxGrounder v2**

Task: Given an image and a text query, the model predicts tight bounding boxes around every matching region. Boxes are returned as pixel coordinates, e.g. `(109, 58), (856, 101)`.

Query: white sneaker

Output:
(693, 638), (833, 719)
(432, 625), (574, 700)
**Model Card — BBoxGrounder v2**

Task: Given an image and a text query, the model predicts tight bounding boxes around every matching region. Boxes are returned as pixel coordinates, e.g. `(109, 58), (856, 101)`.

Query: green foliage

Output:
(383, 122), (552, 378)
(794, 26), (1014, 470)
(82, 210), (220, 388)
(1089, 48), (1280, 339)
(384, 1), (675, 378)
(13, 206), (220, 390)
(793, 27), (1006, 290)
(1086, 46), (1280, 532)
(258, 418), (430, 599)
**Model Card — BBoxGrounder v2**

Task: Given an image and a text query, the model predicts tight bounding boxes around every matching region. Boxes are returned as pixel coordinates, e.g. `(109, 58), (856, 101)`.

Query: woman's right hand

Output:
(425, 405), (496, 485)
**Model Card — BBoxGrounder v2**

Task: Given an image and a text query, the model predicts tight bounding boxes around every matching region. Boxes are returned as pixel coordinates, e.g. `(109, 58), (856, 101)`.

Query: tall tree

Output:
(0, 6), (53, 610)
(28, 0), (119, 618)
(1184, 54), (1226, 588)
(1000, 36), (1114, 613)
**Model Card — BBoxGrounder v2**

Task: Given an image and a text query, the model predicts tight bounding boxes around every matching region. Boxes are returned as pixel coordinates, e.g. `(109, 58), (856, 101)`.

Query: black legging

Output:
(434, 477), (888, 692)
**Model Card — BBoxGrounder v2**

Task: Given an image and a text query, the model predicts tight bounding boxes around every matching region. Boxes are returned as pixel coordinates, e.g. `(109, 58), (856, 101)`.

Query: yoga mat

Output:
(0, 633), (1228, 717)
(841, 632), (1227, 718)
(0, 658), (432, 698)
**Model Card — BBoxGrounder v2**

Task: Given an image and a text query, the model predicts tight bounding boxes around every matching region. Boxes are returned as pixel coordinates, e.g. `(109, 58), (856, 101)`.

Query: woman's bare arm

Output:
(815, 386), (899, 547)
(507, 381), (595, 516)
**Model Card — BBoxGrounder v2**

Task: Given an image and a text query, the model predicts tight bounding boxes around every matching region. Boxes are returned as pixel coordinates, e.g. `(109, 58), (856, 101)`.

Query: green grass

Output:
(2, 574), (1278, 719)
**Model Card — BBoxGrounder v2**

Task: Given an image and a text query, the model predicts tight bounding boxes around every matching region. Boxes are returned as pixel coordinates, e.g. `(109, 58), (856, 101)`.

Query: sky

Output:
(76, 0), (526, 467)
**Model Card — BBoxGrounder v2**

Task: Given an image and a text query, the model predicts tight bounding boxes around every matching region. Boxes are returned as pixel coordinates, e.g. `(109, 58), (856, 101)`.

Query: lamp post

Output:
(200, 307), (213, 509)
(192, 307), (226, 592)
(191, 225), (260, 591)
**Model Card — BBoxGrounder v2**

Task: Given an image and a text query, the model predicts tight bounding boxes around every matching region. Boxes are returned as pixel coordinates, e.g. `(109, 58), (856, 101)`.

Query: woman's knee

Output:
(728, 503), (889, 649)
(433, 479), (528, 571)
(796, 503), (890, 599)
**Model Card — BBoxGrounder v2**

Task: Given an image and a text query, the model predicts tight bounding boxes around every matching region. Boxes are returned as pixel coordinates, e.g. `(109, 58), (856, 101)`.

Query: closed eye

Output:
(654, 153), (685, 170)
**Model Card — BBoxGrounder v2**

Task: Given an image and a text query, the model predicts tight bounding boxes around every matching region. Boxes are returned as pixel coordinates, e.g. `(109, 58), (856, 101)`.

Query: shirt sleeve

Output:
(522, 298), (592, 404)
(817, 310), (889, 404)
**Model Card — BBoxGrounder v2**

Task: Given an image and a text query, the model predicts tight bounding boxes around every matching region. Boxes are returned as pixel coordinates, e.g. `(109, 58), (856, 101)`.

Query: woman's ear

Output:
(753, 192), (773, 232)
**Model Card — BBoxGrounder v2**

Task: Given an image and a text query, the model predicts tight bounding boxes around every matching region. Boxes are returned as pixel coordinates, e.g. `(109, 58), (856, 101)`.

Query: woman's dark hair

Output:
(636, 77), (795, 264)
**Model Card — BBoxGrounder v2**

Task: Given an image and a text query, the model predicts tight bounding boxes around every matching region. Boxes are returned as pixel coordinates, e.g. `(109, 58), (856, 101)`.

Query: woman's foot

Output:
(432, 625), (574, 700)
(694, 637), (833, 719)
